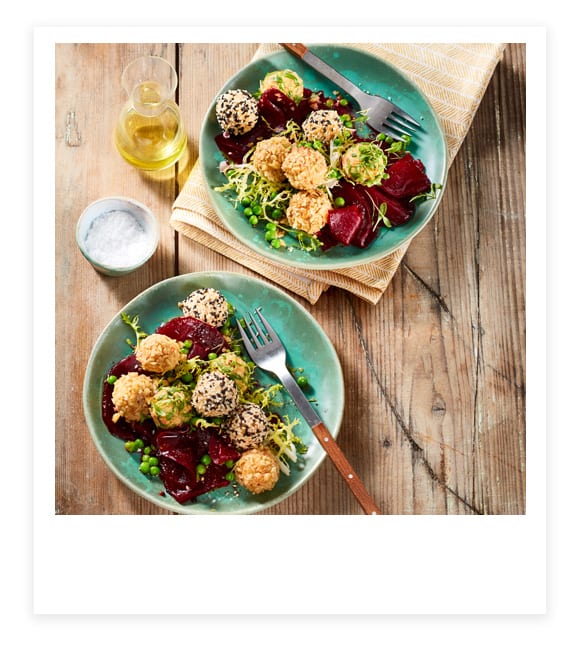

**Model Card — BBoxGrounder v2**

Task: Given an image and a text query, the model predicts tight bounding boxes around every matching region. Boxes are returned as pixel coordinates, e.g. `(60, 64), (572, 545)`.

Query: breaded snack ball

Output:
(234, 447), (280, 494)
(191, 370), (239, 418)
(252, 136), (292, 183)
(111, 372), (156, 423)
(135, 333), (182, 374)
(178, 287), (229, 327)
(224, 403), (270, 451)
(282, 145), (328, 190)
(302, 110), (344, 144)
(286, 190), (332, 234)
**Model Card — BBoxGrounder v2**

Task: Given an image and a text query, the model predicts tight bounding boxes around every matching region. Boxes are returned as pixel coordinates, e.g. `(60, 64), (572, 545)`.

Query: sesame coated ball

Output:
(252, 136), (292, 183)
(302, 110), (344, 144)
(135, 334), (182, 374)
(191, 370), (239, 418)
(224, 403), (270, 451)
(178, 288), (229, 327)
(286, 189), (332, 235)
(215, 89), (259, 136)
(111, 372), (156, 423)
(234, 447), (280, 494)
(282, 145), (328, 190)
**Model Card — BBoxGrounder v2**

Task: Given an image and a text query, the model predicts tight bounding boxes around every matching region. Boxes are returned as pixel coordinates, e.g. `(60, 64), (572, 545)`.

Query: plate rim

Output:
(82, 271), (345, 515)
(200, 43), (449, 270)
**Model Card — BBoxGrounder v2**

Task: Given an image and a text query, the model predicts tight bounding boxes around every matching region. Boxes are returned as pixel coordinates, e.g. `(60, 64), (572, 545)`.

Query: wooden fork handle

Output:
(311, 422), (382, 515)
(280, 43), (308, 58)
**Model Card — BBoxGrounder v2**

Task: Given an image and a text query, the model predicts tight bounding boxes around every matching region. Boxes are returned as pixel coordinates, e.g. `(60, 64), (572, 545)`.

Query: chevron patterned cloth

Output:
(171, 42), (506, 304)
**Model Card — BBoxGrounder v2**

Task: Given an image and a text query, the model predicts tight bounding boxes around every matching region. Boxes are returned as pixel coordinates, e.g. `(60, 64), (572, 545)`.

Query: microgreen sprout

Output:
(121, 312), (148, 349)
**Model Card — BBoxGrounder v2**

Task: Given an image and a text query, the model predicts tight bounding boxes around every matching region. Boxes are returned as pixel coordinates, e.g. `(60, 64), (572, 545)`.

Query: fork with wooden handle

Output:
(280, 42), (420, 140)
(237, 308), (382, 515)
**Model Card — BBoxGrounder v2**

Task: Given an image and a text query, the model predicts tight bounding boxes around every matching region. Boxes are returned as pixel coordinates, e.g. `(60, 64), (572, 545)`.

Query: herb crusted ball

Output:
(215, 89), (259, 136)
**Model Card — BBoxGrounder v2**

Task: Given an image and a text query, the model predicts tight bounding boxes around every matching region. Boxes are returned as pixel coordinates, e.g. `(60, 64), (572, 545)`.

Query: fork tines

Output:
(237, 308), (273, 351)
(382, 111), (421, 142)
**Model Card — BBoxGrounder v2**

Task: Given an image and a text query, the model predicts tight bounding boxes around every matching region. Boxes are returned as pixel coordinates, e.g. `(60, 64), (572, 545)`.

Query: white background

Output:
(2, 3), (571, 661)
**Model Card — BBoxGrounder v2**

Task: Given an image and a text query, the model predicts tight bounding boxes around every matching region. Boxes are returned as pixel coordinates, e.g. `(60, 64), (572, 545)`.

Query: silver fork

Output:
(237, 307), (381, 515)
(281, 43), (420, 141)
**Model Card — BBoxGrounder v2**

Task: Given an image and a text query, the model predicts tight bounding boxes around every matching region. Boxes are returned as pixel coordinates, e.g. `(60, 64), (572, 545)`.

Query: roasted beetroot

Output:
(382, 153), (431, 198)
(257, 88), (297, 131)
(155, 316), (226, 360)
(326, 205), (363, 245)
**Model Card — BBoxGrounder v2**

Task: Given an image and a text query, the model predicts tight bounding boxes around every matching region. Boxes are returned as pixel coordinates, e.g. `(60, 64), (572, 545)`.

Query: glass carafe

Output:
(114, 55), (187, 171)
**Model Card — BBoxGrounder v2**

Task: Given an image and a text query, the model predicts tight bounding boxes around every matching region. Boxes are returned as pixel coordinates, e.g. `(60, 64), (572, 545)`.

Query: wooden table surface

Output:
(55, 42), (525, 516)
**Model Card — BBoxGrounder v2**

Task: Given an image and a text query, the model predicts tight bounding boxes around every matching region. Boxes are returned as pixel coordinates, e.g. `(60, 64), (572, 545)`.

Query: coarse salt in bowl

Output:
(76, 196), (159, 276)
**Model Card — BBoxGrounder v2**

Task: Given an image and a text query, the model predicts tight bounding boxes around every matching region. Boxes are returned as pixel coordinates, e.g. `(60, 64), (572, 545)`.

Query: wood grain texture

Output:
(55, 43), (525, 515)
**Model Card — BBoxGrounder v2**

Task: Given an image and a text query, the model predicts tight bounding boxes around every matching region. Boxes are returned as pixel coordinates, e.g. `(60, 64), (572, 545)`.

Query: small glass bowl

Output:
(76, 197), (159, 276)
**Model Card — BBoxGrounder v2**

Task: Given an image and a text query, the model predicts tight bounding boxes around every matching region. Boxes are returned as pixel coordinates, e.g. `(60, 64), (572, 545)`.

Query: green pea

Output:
(339, 98), (348, 106)
(142, 454), (151, 463)
(334, 196), (345, 208)
(149, 466), (160, 476)
(201, 454), (212, 466)
(265, 222), (277, 231)
(271, 208), (283, 220)
(183, 339), (193, 349)
(251, 204), (262, 215)
(241, 196), (252, 206)
(271, 238), (282, 249)
(181, 373), (194, 384)
(196, 464), (207, 476)
(249, 215), (259, 225)
(264, 229), (277, 241)
(107, 375), (117, 385)
(208, 352), (218, 360)
(124, 441), (135, 452)
(225, 471), (235, 482)
(139, 462), (150, 474)
(149, 457), (159, 467)
(297, 375), (309, 388)
(225, 459), (234, 468)
(134, 438), (144, 450)
(243, 206), (254, 217)
(325, 99), (333, 107)
(143, 446), (151, 455)
(340, 113), (350, 122)
(376, 133), (386, 141)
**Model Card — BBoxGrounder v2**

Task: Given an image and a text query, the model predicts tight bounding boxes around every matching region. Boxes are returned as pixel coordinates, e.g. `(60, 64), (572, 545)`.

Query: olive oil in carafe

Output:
(115, 75), (187, 171)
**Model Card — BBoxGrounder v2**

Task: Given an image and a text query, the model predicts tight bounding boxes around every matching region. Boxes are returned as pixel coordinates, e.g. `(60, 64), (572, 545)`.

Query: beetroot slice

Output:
(209, 436), (240, 465)
(382, 153), (431, 198)
(365, 186), (415, 227)
(156, 429), (234, 503)
(258, 88), (297, 131)
(155, 316), (226, 360)
(327, 205), (363, 245)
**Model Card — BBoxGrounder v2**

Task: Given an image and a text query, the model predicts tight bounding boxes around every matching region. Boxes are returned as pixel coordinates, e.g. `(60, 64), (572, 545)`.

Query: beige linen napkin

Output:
(171, 42), (506, 304)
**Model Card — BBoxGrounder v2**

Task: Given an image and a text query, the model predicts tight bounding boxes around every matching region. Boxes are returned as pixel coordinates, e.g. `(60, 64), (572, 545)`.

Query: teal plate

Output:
(83, 272), (344, 514)
(200, 44), (448, 270)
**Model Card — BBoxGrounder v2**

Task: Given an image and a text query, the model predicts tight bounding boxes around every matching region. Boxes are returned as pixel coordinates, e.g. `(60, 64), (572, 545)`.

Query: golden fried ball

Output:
(252, 136), (292, 183)
(111, 372), (156, 423)
(282, 145), (328, 190)
(234, 447), (280, 494)
(135, 334), (182, 374)
(285, 189), (332, 235)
